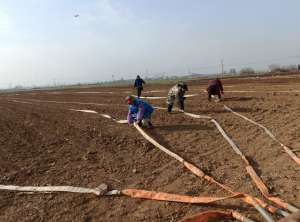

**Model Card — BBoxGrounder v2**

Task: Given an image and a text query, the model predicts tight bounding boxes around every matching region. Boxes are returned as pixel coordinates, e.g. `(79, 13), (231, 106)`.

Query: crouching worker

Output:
(167, 82), (188, 113)
(207, 78), (224, 102)
(126, 95), (154, 128)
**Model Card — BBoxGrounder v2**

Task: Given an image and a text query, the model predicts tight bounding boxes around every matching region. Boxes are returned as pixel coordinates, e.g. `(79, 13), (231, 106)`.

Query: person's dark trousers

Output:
(136, 87), (143, 97)
(178, 98), (184, 110)
(167, 104), (173, 112)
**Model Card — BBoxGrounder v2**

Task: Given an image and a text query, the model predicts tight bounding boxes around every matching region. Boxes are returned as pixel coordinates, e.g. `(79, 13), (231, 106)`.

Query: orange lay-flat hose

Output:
(85, 110), (289, 216)
(246, 166), (298, 212)
(134, 124), (284, 215)
(210, 119), (298, 212)
(121, 189), (243, 204)
(177, 210), (255, 222)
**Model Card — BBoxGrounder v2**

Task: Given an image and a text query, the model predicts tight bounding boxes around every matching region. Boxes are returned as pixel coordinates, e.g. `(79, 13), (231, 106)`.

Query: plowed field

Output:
(0, 75), (299, 221)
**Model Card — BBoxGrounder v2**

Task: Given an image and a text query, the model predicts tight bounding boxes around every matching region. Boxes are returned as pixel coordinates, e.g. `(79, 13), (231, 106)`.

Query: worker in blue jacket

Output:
(134, 75), (146, 98)
(126, 95), (154, 128)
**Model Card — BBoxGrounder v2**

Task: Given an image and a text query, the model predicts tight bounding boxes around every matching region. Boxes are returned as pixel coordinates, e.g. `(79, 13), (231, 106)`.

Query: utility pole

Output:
(52, 78), (57, 87)
(221, 59), (224, 77)
(145, 68), (149, 78)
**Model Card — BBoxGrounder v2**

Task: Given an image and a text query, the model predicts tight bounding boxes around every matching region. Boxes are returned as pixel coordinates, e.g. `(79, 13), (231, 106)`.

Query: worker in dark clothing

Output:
(134, 75), (146, 98)
(207, 78), (224, 102)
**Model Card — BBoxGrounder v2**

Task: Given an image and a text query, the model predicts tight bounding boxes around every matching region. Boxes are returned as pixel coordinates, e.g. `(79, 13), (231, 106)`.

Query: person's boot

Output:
(217, 93), (222, 102)
(167, 104), (173, 113)
(137, 120), (143, 127)
(143, 119), (153, 128)
(147, 121), (153, 129)
(179, 101), (184, 112)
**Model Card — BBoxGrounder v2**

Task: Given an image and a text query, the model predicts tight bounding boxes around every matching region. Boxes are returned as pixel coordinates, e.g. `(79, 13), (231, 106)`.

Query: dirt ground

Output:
(0, 74), (299, 222)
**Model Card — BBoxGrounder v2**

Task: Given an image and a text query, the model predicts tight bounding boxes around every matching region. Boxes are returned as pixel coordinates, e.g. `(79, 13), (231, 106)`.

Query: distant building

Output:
(229, 68), (237, 74)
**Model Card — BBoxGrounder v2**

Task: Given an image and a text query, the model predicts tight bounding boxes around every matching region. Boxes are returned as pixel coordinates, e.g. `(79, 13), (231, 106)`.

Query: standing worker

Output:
(134, 75), (146, 98)
(167, 82), (188, 113)
(126, 95), (154, 128)
(207, 78), (224, 102)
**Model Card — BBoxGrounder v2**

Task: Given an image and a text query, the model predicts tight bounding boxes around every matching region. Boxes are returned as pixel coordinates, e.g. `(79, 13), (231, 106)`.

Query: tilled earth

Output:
(0, 75), (299, 221)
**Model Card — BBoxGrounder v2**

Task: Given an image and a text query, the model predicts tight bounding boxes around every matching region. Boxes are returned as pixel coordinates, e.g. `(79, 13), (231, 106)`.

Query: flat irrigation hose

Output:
(210, 119), (299, 213)
(0, 185), (246, 205)
(121, 189), (242, 204)
(178, 210), (255, 222)
(224, 105), (300, 167)
(0, 185), (106, 195)
(10, 98), (121, 107)
(94, 110), (290, 218)
(133, 123), (287, 219)
(133, 94), (199, 100)
(152, 108), (293, 216)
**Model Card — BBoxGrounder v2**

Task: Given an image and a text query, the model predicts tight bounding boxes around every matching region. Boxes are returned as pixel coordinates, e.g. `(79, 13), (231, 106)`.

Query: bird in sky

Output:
(74, 14), (80, 18)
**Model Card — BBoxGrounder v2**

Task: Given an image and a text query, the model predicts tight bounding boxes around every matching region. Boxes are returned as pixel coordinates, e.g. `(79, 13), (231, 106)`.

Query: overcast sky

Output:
(1, 0), (300, 88)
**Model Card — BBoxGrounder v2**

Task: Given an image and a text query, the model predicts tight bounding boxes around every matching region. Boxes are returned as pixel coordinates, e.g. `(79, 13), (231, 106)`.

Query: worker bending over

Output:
(126, 95), (154, 128)
(207, 78), (224, 102)
(167, 82), (188, 113)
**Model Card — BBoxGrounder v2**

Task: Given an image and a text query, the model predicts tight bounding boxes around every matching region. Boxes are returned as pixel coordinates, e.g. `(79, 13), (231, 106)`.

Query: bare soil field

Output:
(0, 74), (299, 221)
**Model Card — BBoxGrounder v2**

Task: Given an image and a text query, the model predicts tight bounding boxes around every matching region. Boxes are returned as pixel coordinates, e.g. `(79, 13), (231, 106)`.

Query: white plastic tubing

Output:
(224, 105), (300, 167)
(0, 185), (120, 196)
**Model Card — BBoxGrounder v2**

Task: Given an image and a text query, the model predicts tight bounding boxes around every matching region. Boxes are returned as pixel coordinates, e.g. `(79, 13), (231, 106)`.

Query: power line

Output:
(190, 54), (300, 72)
(226, 55), (300, 68)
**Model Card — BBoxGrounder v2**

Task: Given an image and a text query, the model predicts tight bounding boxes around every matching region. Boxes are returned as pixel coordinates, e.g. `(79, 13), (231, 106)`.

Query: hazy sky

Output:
(1, 0), (300, 88)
